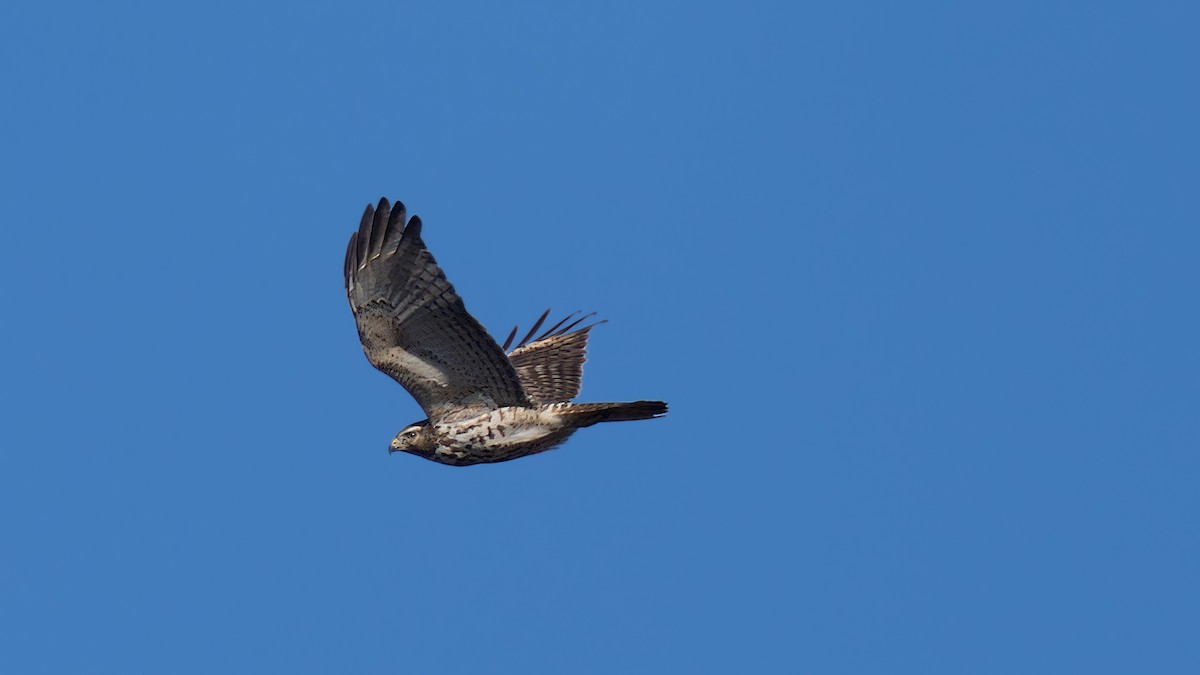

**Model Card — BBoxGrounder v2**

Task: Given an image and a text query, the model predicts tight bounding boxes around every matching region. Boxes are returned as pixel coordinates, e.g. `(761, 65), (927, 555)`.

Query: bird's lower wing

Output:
(504, 310), (603, 405)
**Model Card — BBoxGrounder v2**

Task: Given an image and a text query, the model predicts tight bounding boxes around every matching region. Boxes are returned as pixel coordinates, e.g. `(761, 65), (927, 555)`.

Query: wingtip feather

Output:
(502, 325), (519, 352)
(403, 214), (423, 242)
(516, 308), (552, 350)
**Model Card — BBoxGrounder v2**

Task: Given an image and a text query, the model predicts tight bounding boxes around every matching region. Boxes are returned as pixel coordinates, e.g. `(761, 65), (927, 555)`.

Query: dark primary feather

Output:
(505, 310), (599, 350)
(501, 325), (520, 354)
(344, 198), (530, 422)
(506, 310), (605, 405)
(512, 309), (551, 351)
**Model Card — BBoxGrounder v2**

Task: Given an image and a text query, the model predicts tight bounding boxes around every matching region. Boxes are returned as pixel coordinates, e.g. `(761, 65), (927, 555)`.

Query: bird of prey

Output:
(344, 198), (667, 466)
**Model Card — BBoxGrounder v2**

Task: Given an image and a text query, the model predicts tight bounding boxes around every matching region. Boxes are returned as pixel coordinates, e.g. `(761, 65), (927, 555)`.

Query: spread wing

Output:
(502, 310), (604, 405)
(344, 198), (530, 422)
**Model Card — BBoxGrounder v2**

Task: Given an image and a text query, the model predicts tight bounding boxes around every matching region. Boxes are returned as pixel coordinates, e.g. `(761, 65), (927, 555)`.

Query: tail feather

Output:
(560, 401), (668, 426)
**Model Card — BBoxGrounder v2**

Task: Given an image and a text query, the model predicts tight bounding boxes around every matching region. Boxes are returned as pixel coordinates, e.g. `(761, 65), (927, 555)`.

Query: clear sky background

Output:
(2, 1), (1197, 673)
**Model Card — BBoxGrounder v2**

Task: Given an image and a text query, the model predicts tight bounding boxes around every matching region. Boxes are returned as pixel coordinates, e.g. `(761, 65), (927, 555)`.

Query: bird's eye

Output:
(404, 431), (417, 439)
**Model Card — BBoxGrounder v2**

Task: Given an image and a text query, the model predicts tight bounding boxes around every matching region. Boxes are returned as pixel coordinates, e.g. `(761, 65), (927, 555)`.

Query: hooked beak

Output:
(389, 439), (401, 454)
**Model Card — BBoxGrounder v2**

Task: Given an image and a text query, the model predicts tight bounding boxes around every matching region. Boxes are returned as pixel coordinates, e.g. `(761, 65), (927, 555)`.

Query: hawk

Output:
(344, 198), (667, 466)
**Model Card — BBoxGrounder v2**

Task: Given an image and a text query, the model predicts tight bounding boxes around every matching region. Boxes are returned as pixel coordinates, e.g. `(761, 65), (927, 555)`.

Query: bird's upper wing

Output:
(502, 310), (604, 405)
(344, 198), (530, 422)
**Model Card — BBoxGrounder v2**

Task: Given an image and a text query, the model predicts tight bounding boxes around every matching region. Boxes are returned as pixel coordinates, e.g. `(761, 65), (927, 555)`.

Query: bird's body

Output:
(397, 401), (670, 466)
(344, 198), (666, 466)
(396, 405), (577, 466)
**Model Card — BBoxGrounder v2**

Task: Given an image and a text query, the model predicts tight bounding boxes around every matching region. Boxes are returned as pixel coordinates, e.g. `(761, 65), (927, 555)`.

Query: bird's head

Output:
(390, 420), (434, 455)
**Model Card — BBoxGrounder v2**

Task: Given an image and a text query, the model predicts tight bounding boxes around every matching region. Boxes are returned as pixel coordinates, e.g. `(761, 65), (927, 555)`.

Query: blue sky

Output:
(2, 1), (1197, 672)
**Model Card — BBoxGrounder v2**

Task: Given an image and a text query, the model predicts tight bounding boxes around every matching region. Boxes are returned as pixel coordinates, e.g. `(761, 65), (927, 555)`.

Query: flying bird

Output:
(344, 198), (667, 466)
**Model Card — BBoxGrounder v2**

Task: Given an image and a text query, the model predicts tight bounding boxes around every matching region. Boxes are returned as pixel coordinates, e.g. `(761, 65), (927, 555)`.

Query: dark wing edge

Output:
(505, 310), (606, 405)
(344, 198), (530, 421)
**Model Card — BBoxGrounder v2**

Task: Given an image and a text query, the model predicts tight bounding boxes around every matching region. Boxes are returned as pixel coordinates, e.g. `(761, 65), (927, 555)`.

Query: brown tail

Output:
(560, 401), (668, 426)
